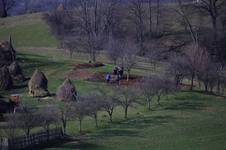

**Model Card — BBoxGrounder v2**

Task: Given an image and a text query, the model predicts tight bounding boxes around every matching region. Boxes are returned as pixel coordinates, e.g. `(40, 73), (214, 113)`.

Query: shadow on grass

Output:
(165, 101), (204, 111)
(181, 90), (226, 99)
(33, 139), (102, 150)
(92, 115), (175, 140)
(17, 53), (66, 74)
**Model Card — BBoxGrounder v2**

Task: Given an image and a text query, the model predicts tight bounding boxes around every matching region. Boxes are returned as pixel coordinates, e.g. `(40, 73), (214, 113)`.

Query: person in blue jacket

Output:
(105, 73), (111, 82)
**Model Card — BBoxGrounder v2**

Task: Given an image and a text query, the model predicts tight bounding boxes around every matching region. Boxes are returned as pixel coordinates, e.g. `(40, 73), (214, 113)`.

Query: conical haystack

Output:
(0, 40), (16, 67)
(28, 69), (49, 97)
(56, 79), (77, 101)
(8, 61), (25, 81)
(0, 66), (13, 90)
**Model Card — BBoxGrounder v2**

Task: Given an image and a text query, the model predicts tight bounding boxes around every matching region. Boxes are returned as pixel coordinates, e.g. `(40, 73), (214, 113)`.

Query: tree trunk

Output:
(156, 0), (160, 35)
(62, 119), (67, 134)
(79, 119), (82, 134)
(124, 106), (128, 119)
(204, 83), (208, 93)
(94, 114), (98, 128)
(148, 0), (152, 35)
(211, 15), (217, 39)
(127, 70), (130, 81)
(217, 79), (221, 94)
(0, 0), (7, 18)
(26, 128), (30, 137)
(147, 98), (151, 111)
(157, 95), (161, 106)
(190, 73), (195, 90)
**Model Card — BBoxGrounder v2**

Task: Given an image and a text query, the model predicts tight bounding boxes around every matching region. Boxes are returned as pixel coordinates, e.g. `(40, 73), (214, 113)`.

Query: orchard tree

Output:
(118, 87), (139, 119)
(0, 0), (15, 17)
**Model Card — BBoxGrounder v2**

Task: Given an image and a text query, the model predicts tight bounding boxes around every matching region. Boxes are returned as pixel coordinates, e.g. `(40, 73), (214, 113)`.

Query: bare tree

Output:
(195, 47), (217, 92)
(129, 0), (146, 55)
(168, 54), (188, 88)
(16, 104), (38, 136)
(176, 0), (198, 43)
(156, 0), (161, 35)
(148, 0), (153, 35)
(57, 102), (74, 134)
(3, 113), (18, 139)
(37, 104), (59, 139)
(140, 76), (159, 110)
(118, 87), (139, 119)
(0, 0), (15, 17)
(78, 0), (104, 62)
(98, 88), (118, 123)
(121, 41), (138, 81)
(195, 0), (225, 38)
(106, 36), (123, 65)
(84, 94), (103, 127)
(71, 97), (90, 133)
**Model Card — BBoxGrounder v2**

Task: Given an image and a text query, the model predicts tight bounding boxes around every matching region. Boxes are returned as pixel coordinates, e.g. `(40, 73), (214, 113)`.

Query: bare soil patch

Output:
(88, 72), (142, 86)
(72, 62), (104, 70)
(65, 70), (93, 80)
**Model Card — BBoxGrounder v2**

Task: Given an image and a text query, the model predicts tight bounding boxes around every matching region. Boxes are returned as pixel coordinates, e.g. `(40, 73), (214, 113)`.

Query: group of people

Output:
(105, 66), (124, 83)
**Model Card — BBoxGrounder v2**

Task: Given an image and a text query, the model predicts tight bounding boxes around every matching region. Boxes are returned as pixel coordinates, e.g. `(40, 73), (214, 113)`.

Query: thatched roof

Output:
(56, 79), (77, 101)
(0, 40), (16, 67)
(0, 66), (13, 90)
(28, 69), (49, 97)
(8, 61), (25, 81)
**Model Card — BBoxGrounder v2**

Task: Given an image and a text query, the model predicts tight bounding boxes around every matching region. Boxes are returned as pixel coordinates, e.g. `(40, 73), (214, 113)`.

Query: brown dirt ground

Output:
(65, 70), (142, 86)
(71, 62), (104, 70)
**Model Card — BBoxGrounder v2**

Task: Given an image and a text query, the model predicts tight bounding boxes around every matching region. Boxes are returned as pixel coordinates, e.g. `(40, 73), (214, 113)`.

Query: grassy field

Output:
(0, 13), (57, 47)
(0, 13), (226, 150)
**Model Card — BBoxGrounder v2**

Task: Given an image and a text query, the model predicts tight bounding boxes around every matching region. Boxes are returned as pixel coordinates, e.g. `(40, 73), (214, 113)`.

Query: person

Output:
(113, 67), (118, 75)
(105, 73), (111, 83)
(118, 67), (124, 80)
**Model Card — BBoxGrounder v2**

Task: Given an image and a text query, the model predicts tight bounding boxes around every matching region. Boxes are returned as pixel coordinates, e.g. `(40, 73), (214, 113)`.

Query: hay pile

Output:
(28, 69), (49, 97)
(0, 41), (16, 67)
(56, 79), (77, 101)
(0, 66), (13, 90)
(8, 61), (25, 81)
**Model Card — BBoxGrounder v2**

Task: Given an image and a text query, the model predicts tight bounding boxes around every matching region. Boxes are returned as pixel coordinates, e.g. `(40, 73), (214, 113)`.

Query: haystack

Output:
(56, 79), (77, 101)
(8, 61), (25, 81)
(0, 66), (13, 90)
(0, 40), (16, 67)
(28, 69), (49, 97)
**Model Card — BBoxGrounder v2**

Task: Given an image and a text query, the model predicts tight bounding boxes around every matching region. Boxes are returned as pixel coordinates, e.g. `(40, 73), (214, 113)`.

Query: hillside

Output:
(0, 11), (226, 150)
(0, 13), (57, 47)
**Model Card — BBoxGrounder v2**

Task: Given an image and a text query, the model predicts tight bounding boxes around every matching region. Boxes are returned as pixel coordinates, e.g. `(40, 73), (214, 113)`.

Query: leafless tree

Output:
(129, 0), (146, 55)
(3, 113), (18, 139)
(121, 40), (138, 81)
(195, 47), (217, 92)
(37, 104), (59, 138)
(168, 54), (188, 88)
(102, 0), (119, 39)
(0, 0), (15, 17)
(71, 97), (90, 133)
(118, 87), (139, 119)
(195, 0), (225, 38)
(140, 76), (159, 110)
(57, 102), (74, 134)
(106, 36), (123, 65)
(148, 0), (153, 35)
(77, 0), (104, 62)
(176, 0), (198, 43)
(84, 94), (103, 127)
(97, 88), (119, 123)
(16, 104), (38, 136)
(156, 0), (161, 35)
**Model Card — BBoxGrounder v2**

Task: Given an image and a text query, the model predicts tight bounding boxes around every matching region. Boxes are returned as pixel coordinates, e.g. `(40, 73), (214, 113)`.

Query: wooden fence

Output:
(1, 128), (64, 150)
